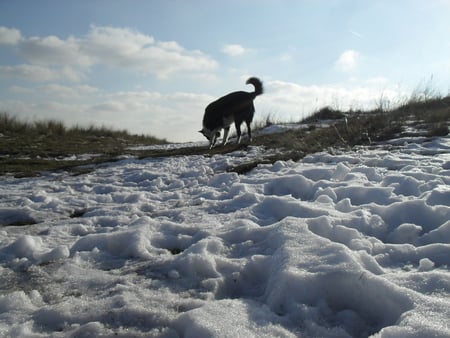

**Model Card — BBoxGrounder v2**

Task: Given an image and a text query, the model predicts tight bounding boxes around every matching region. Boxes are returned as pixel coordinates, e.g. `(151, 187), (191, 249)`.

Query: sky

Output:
(1, 0), (449, 142)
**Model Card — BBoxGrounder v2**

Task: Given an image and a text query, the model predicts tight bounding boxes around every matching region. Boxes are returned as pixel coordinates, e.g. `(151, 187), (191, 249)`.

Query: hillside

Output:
(1, 96), (450, 336)
(0, 95), (449, 177)
(0, 114), (167, 177)
(1, 123), (449, 336)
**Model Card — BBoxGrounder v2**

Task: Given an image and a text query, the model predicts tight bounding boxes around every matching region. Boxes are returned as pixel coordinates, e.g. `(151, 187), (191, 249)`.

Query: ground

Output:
(1, 133), (449, 337)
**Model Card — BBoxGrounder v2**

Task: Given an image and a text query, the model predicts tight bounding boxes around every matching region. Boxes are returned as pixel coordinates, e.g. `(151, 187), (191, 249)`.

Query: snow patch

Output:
(1, 136), (450, 337)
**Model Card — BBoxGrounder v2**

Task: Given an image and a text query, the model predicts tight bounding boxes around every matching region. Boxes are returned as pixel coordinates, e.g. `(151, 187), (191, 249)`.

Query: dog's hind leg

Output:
(246, 120), (252, 143)
(235, 122), (242, 144)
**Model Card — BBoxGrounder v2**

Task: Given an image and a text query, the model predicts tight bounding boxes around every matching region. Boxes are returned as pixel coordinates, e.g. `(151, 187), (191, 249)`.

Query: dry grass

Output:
(227, 94), (449, 174)
(0, 112), (166, 177)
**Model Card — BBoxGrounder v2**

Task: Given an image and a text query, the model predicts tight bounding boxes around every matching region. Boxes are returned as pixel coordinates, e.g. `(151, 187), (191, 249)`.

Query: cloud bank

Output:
(258, 80), (404, 122)
(0, 25), (218, 81)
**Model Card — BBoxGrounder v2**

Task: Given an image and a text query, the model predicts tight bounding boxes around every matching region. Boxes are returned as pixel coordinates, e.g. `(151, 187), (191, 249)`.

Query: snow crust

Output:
(1, 137), (450, 337)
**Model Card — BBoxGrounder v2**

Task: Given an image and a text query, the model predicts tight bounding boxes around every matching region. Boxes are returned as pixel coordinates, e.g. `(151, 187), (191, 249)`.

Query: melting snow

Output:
(1, 137), (450, 337)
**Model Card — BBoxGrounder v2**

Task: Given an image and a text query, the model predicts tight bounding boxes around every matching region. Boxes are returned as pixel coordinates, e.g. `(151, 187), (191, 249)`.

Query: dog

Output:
(199, 77), (263, 149)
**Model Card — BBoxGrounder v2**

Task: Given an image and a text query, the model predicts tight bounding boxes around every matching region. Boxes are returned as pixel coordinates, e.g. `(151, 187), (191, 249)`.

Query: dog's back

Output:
(201, 77), (263, 148)
(203, 91), (254, 129)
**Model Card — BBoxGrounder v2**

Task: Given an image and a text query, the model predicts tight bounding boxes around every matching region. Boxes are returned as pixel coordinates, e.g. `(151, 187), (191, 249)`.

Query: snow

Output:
(258, 123), (309, 135)
(1, 136), (450, 337)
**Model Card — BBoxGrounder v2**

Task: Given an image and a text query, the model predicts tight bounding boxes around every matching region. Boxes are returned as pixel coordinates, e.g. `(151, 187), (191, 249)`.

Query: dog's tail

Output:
(246, 77), (263, 97)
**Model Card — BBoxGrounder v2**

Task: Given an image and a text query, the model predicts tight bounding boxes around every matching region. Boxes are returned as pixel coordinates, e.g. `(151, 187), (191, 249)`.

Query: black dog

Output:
(200, 77), (263, 149)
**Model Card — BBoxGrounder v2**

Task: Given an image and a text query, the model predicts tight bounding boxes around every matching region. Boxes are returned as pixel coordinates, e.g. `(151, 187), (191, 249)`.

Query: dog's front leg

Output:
(222, 127), (230, 146)
(209, 133), (217, 149)
(208, 130), (221, 149)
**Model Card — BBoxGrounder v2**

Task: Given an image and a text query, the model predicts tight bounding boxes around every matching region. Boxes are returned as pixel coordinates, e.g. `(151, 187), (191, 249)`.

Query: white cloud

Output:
(0, 64), (86, 83)
(0, 26), (21, 44)
(135, 42), (218, 78)
(257, 80), (404, 122)
(0, 64), (61, 82)
(41, 84), (100, 99)
(9, 84), (99, 99)
(335, 50), (360, 72)
(82, 25), (218, 77)
(59, 66), (87, 82)
(18, 35), (92, 68)
(0, 87), (213, 142)
(365, 77), (389, 86)
(9, 85), (34, 94)
(1, 25), (218, 82)
(222, 44), (249, 57)
(86, 25), (155, 52)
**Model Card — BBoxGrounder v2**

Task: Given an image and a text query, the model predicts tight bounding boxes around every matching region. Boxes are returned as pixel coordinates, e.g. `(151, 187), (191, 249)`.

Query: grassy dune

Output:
(1, 94), (449, 177)
(0, 113), (166, 177)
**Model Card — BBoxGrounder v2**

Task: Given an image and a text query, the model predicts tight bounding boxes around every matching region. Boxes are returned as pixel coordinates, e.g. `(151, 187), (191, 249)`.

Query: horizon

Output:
(1, 0), (450, 142)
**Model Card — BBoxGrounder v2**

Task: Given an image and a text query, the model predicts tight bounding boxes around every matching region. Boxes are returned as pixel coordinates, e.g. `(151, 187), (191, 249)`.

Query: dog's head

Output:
(199, 128), (220, 141)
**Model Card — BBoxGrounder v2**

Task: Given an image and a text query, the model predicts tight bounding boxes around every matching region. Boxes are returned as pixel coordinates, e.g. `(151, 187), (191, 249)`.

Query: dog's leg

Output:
(222, 127), (230, 146)
(235, 122), (242, 144)
(246, 121), (252, 143)
(208, 131), (221, 149)
(209, 133), (217, 149)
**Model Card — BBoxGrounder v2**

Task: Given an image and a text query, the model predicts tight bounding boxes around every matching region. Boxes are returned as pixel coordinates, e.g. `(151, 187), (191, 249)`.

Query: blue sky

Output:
(1, 0), (449, 142)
